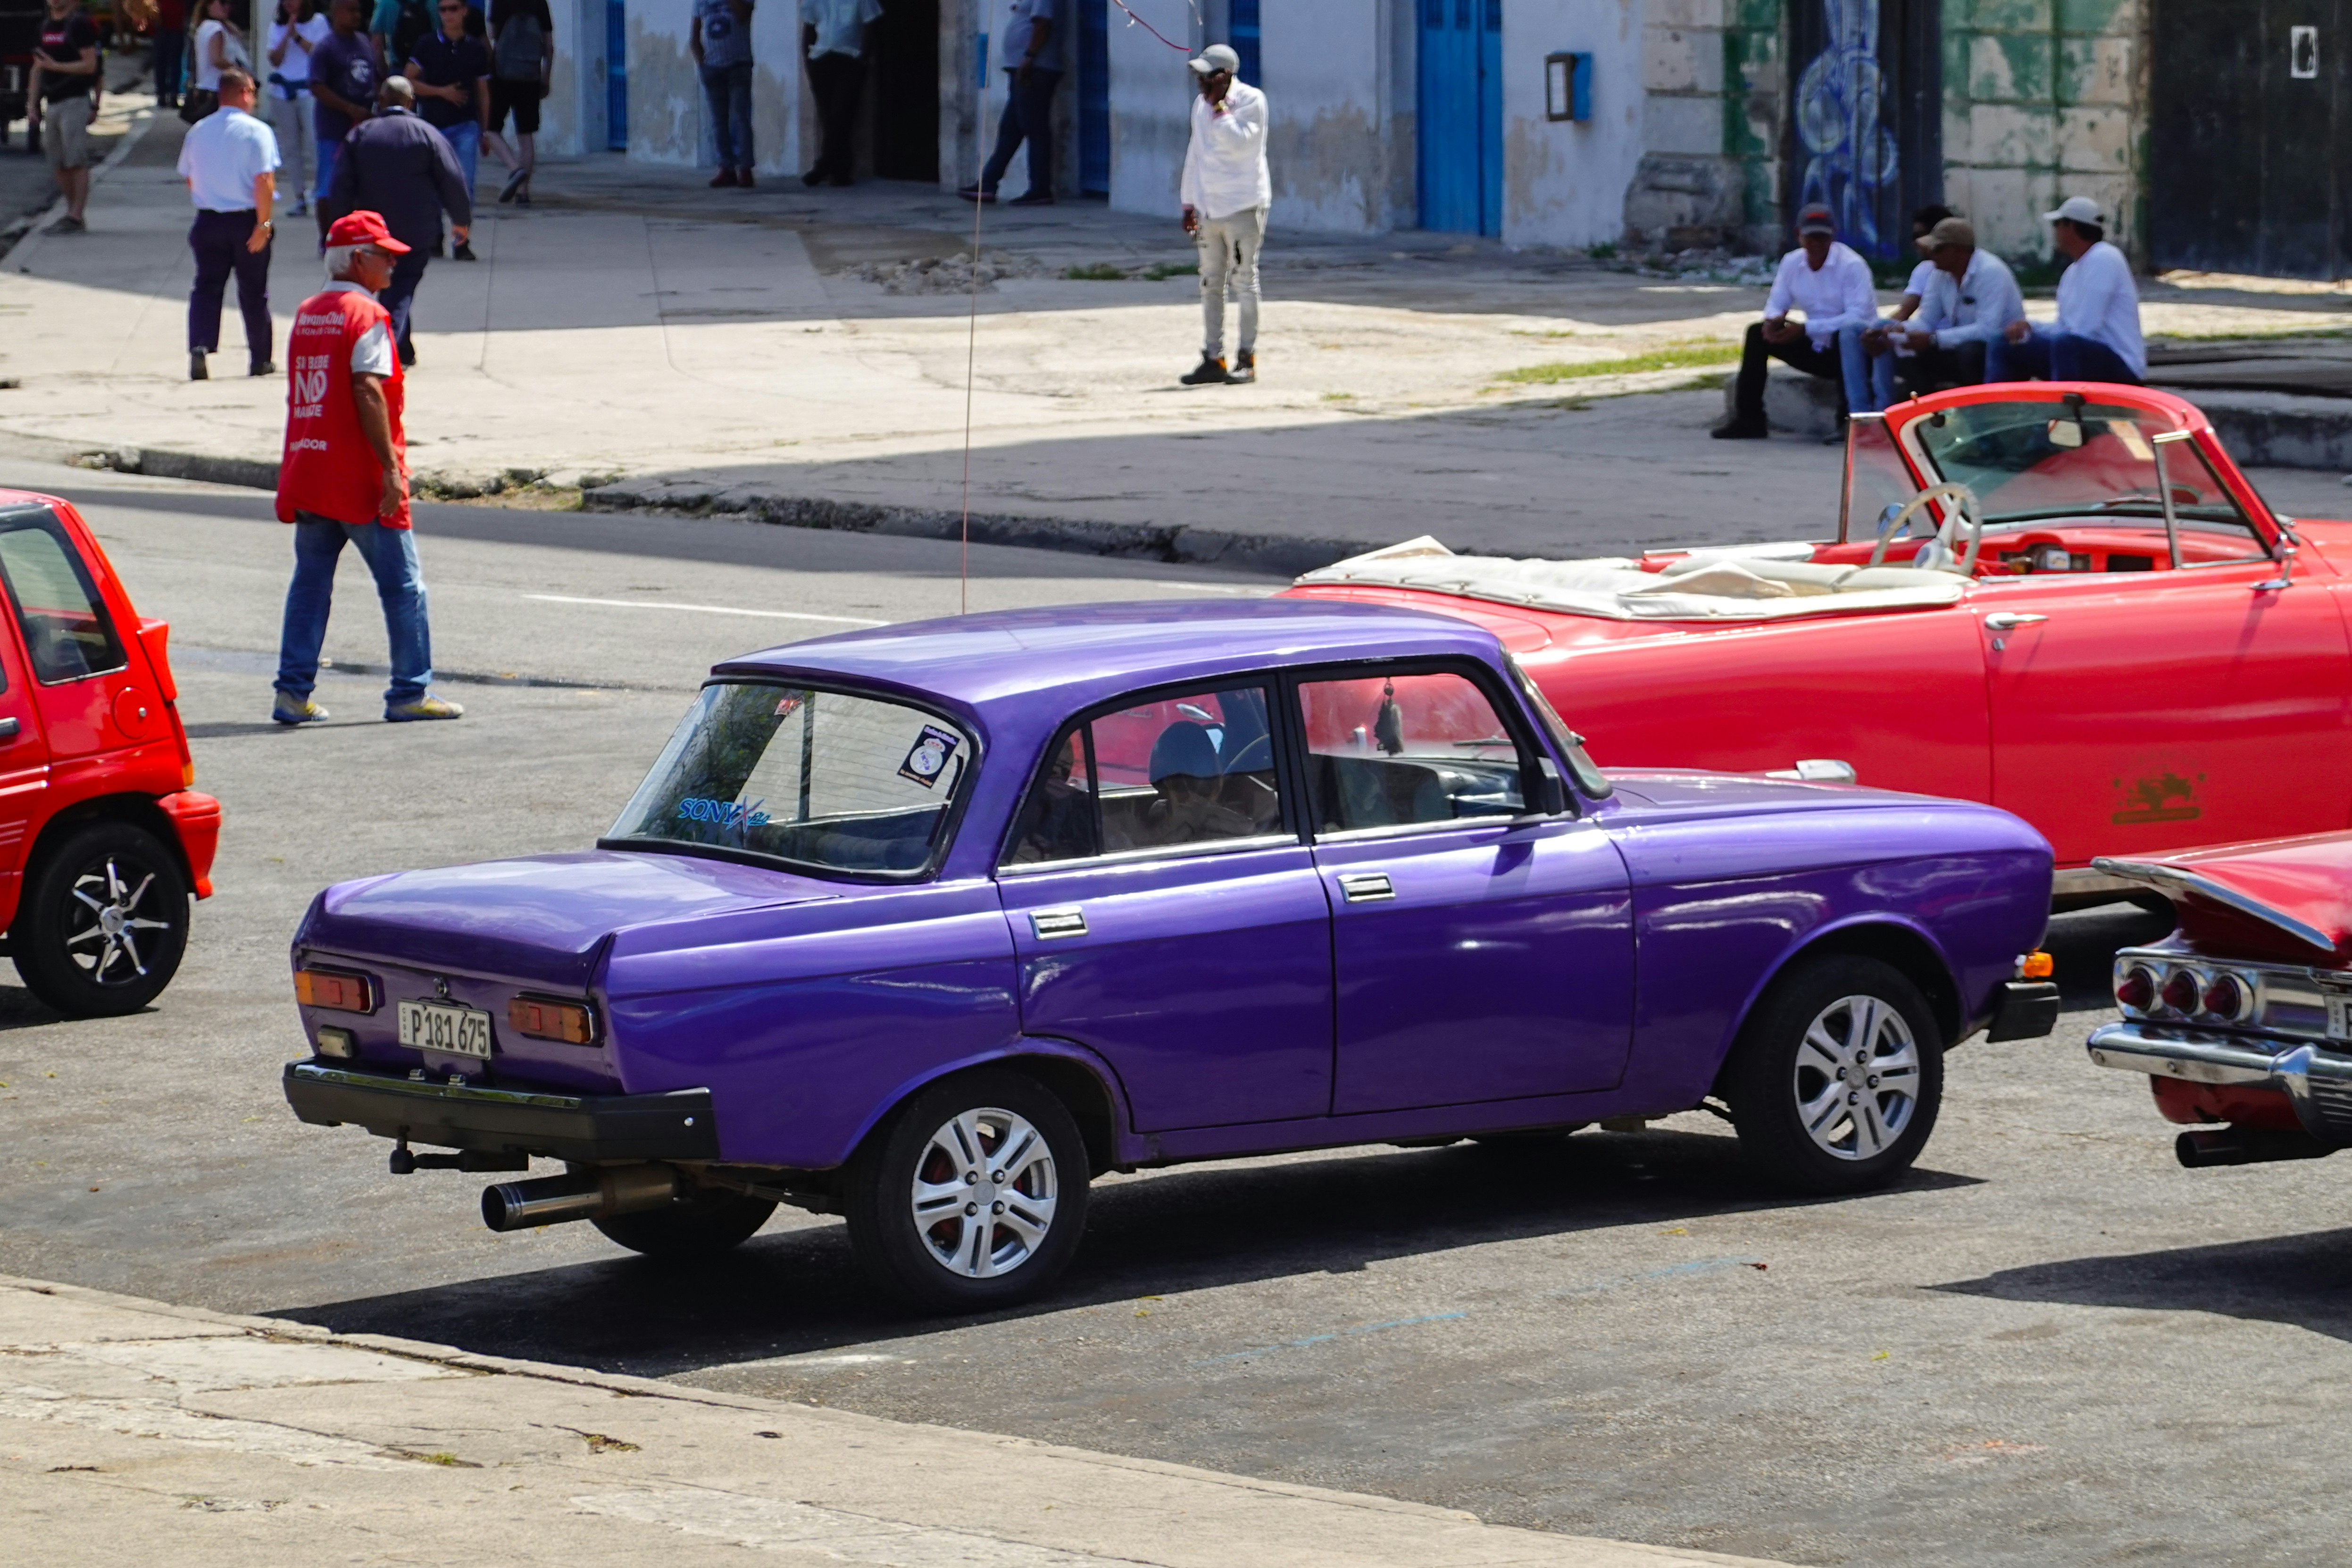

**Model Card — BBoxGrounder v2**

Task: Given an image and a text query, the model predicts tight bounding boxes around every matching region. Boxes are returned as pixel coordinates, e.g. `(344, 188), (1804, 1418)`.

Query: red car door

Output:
(1979, 529), (2352, 867)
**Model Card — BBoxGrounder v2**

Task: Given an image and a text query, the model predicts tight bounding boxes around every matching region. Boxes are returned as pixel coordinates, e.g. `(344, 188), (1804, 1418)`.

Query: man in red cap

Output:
(270, 209), (463, 725)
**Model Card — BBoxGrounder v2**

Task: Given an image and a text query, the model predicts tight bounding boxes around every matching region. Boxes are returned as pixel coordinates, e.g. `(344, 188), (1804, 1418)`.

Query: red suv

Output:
(0, 490), (219, 1016)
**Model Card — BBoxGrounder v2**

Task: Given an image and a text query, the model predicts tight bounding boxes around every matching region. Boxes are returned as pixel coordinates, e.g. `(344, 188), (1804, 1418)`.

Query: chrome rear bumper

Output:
(2086, 1021), (2352, 1147)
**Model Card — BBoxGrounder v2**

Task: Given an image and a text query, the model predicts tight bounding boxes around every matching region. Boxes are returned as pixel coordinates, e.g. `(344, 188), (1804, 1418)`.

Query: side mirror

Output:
(2257, 541), (2299, 592)
(1531, 757), (1568, 815)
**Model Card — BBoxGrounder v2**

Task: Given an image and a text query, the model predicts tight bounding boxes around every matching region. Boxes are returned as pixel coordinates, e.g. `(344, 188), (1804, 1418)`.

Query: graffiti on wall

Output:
(1793, 0), (1899, 253)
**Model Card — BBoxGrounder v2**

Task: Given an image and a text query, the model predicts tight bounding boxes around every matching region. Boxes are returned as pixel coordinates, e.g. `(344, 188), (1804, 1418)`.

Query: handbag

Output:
(179, 87), (217, 122)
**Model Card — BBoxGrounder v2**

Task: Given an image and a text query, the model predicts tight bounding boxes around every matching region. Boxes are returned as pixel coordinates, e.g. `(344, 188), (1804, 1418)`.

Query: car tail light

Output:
(2160, 969), (2202, 1015)
(294, 967), (375, 1013)
(2201, 973), (2253, 1024)
(509, 995), (597, 1045)
(2115, 964), (2157, 1012)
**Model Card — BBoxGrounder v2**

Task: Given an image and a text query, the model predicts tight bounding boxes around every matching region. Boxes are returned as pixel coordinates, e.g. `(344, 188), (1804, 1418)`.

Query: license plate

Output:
(398, 999), (494, 1059)
(2330, 997), (2352, 1043)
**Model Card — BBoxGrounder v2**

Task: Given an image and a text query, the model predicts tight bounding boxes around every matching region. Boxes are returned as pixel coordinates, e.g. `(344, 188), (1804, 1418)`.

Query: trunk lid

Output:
(2096, 832), (2352, 967)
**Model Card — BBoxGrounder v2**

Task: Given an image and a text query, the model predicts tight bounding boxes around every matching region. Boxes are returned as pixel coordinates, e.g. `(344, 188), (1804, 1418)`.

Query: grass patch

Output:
(1321, 391), (1357, 401)
(1587, 241), (1617, 260)
(1143, 260), (1199, 279)
(1063, 262), (1127, 281)
(1495, 342), (1739, 385)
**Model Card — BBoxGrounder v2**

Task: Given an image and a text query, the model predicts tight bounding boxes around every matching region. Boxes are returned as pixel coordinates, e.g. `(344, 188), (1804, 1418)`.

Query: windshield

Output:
(1908, 400), (2257, 537)
(608, 683), (973, 876)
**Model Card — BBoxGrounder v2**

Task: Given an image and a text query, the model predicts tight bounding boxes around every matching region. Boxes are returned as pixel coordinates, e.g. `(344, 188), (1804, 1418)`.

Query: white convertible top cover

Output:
(1295, 537), (1970, 623)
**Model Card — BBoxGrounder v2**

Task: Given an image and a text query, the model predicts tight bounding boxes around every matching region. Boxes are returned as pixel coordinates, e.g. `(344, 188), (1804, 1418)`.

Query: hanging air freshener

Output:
(1374, 678), (1405, 756)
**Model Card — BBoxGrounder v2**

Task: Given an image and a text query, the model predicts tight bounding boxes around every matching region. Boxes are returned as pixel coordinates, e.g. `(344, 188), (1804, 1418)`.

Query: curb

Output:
(54, 443), (1378, 577)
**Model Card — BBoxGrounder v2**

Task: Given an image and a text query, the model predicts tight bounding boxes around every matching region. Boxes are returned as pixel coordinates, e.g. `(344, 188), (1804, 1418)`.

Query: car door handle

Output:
(1337, 872), (1395, 903)
(1983, 613), (2049, 631)
(0, 719), (18, 741)
(1029, 908), (1088, 939)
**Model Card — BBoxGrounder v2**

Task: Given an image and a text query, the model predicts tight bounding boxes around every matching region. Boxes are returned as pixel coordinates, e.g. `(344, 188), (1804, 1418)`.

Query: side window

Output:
(0, 514), (125, 684)
(1297, 668), (1526, 833)
(1002, 684), (1285, 866)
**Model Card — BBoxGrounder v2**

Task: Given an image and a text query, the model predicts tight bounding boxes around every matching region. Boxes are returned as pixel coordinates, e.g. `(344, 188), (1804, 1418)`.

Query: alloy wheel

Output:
(66, 853), (175, 989)
(909, 1106), (1059, 1278)
(1791, 993), (1922, 1160)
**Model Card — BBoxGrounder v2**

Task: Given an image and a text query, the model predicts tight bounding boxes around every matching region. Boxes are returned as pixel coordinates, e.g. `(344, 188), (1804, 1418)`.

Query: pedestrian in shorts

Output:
(486, 0), (550, 203)
(28, 0), (102, 234)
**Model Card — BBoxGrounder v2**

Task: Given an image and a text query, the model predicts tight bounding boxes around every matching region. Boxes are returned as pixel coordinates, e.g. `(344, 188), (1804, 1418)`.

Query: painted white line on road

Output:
(524, 594), (887, 626)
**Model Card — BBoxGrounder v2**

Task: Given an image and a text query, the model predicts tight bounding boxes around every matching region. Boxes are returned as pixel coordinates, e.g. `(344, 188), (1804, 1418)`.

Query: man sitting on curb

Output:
(1714, 203), (1885, 440)
(1989, 195), (2144, 386)
(1883, 216), (2021, 399)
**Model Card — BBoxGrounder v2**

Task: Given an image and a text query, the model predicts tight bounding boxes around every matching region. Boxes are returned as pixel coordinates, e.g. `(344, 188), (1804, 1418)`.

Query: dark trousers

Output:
(378, 249), (430, 363)
(978, 66), (1061, 195)
(153, 26), (185, 104)
(805, 50), (863, 182)
(701, 59), (754, 170)
(1893, 339), (1988, 400)
(1987, 330), (2143, 386)
(188, 208), (272, 366)
(1732, 321), (1840, 420)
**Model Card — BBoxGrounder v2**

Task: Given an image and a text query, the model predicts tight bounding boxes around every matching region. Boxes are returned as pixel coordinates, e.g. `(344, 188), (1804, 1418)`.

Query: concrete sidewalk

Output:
(0, 1274), (1788, 1568)
(9, 116), (2352, 567)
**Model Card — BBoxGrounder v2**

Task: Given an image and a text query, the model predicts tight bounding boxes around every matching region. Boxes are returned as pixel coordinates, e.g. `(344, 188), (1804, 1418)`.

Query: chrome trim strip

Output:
(995, 833), (1300, 877)
(2092, 857), (2336, 955)
(1313, 816), (1521, 846)
(2085, 1021), (2352, 1145)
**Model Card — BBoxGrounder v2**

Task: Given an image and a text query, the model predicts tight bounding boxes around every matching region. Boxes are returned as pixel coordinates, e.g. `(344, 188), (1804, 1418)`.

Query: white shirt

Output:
(267, 14), (332, 92)
(1179, 79), (1270, 221)
(325, 281), (396, 375)
(177, 105), (279, 212)
(1916, 248), (2025, 349)
(800, 0), (880, 57)
(1901, 259), (1935, 300)
(191, 19), (251, 92)
(2052, 239), (2145, 377)
(997, 0), (1061, 68)
(1763, 242), (1877, 347)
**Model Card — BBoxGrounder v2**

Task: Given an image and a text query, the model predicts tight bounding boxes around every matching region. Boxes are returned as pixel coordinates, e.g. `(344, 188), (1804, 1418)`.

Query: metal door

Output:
(2153, 0), (2349, 278)
(1079, 0), (1108, 194)
(1784, 0), (1941, 259)
(1416, 0), (1501, 236)
(605, 0), (627, 150)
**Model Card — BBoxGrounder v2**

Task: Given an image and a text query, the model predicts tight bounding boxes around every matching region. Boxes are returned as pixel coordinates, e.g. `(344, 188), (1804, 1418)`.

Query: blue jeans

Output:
(315, 134), (342, 205)
(701, 60), (753, 170)
(275, 517), (434, 709)
(441, 118), (481, 197)
(979, 66), (1061, 196)
(1987, 329), (2143, 386)
(1837, 322), (1895, 414)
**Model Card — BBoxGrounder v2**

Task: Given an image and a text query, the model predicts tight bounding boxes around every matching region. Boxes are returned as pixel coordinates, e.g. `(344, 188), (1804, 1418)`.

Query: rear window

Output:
(607, 682), (974, 876)
(0, 511), (125, 684)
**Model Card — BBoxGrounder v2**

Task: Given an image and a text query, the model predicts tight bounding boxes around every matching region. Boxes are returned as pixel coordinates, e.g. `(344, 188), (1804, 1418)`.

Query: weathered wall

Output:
(606, 0), (802, 172)
(1107, 0), (1201, 217)
(749, 2), (805, 177)
(539, 0), (599, 158)
(1261, 0), (1392, 233)
(1941, 0), (2146, 260)
(1624, 0), (1777, 250)
(1505, 0), (1645, 248)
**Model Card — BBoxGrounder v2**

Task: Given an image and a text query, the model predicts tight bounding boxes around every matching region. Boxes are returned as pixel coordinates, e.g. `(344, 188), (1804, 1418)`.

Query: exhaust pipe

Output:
(2175, 1128), (2335, 1169)
(481, 1164), (682, 1232)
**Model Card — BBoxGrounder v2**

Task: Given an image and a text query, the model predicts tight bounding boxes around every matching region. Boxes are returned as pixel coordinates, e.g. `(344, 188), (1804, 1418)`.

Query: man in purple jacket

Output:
(326, 75), (470, 368)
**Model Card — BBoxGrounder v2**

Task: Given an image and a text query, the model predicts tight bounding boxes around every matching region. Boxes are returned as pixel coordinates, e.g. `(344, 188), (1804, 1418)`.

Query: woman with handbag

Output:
(184, 0), (250, 120)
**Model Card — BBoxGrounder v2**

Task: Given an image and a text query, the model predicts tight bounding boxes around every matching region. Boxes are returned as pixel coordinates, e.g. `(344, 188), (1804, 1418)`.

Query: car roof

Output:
(712, 599), (1501, 721)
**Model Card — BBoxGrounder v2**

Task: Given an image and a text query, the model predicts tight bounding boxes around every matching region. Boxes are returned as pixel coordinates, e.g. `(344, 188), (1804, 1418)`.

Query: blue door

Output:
(1229, 0), (1260, 86)
(606, 0), (628, 150)
(1416, 0), (1501, 236)
(1078, 0), (1108, 194)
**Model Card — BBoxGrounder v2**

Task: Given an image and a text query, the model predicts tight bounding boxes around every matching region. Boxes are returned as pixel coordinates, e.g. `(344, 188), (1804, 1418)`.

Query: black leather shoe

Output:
(189, 350), (208, 381)
(1179, 355), (1231, 386)
(250, 360), (276, 376)
(1710, 416), (1768, 439)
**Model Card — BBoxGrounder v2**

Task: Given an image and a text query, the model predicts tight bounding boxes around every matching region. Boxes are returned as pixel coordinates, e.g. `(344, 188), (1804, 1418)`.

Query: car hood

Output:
(1605, 768), (1901, 817)
(297, 850), (843, 990)
(2096, 832), (2352, 967)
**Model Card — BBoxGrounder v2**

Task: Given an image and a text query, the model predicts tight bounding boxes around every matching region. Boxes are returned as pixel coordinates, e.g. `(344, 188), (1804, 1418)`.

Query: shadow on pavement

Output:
(1935, 1226), (2352, 1343)
(275, 1127), (1977, 1377)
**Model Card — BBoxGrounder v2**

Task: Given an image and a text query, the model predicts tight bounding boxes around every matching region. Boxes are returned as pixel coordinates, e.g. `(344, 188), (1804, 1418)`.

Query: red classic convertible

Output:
(1285, 382), (2336, 904)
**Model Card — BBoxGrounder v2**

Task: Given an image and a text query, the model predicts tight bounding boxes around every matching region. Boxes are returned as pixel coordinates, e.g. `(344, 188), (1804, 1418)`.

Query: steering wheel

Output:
(1866, 482), (1984, 575)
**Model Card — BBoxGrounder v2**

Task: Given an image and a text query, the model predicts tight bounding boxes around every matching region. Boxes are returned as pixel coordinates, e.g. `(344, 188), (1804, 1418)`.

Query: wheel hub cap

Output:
(66, 855), (169, 986)
(1791, 994), (1922, 1161)
(909, 1107), (1058, 1279)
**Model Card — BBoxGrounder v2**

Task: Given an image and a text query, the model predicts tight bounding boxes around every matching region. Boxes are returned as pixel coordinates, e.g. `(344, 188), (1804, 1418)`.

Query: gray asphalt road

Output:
(3, 461), (2350, 1567)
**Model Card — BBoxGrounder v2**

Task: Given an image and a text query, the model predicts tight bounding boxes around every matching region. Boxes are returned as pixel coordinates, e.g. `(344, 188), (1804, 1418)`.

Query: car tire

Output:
(1722, 955), (1943, 1196)
(12, 820), (191, 1018)
(844, 1068), (1091, 1313)
(590, 1186), (778, 1258)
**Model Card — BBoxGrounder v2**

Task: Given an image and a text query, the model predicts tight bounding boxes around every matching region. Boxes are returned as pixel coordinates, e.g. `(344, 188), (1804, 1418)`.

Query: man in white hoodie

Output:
(1177, 43), (1269, 386)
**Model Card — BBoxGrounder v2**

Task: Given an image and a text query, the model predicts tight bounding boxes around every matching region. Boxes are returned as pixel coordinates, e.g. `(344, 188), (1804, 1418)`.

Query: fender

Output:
(827, 1032), (1142, 1173)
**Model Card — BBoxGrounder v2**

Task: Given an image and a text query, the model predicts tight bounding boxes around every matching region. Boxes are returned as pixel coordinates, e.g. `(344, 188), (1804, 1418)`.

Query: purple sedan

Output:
(283, 600), (2058, 1310)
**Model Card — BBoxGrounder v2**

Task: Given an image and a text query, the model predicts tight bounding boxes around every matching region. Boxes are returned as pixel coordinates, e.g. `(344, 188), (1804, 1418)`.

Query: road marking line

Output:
(524, 593), (887, 626)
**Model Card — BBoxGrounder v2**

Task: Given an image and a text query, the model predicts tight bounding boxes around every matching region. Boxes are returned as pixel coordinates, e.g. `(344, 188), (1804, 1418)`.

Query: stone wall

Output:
(1624, 0), (1782, 252)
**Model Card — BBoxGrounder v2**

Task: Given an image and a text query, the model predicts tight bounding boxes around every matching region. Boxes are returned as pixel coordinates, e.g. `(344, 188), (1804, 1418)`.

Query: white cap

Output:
(2042, 195), (2104, 226)
(1189, 43), (1240, 75)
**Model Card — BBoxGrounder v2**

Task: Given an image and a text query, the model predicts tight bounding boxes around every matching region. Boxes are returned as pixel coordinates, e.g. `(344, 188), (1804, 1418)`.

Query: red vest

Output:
(276, 287), (409, 530)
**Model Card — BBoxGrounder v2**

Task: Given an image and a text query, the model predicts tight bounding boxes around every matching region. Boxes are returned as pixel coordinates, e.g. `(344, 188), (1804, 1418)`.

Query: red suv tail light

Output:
(509, 995), (598, 1045)
(294, 967), (375, 1013)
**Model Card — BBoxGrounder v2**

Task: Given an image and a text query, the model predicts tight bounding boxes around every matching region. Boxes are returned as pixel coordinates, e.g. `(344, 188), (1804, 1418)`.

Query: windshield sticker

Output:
(899, 726), (960, 788)
(677, 796), (771, 830)
(774, 695), (804, 719)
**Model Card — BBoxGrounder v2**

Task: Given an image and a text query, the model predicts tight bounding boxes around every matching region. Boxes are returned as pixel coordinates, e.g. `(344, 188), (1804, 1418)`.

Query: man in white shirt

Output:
(1177, 44), (1269, 386)
(959, 0), (1061, 206)
(177, 66), (281, 381)
(1885, 216), (2022, 397)
(1990, 195), (2144, 385)
(1716, 203), (1886, 439)
(799, 0), (880, 186)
